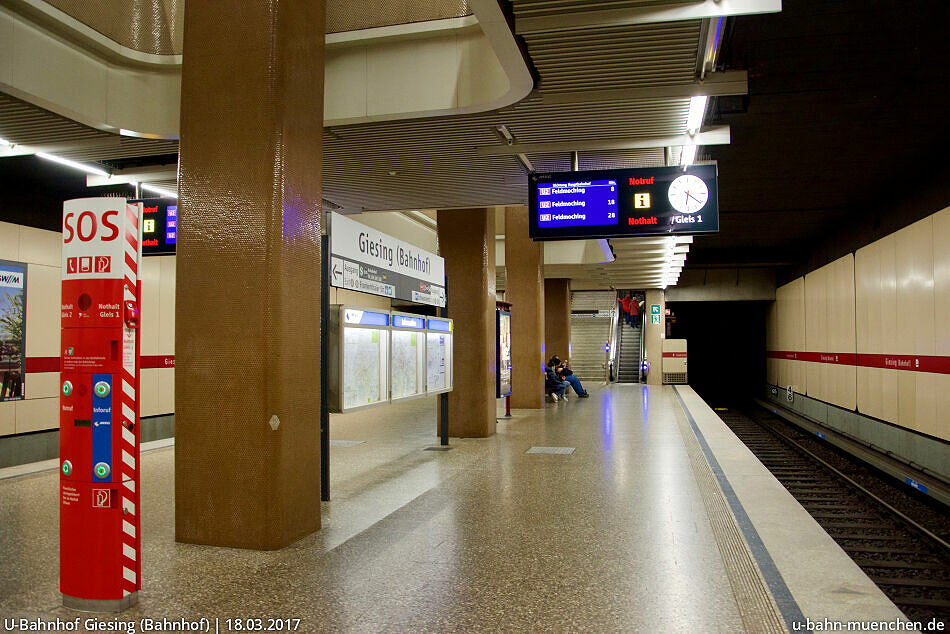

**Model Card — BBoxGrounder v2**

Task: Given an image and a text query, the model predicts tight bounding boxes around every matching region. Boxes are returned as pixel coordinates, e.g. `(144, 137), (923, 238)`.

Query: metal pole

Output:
(320, 234), (330, 501)
(439, 274), (449, 446)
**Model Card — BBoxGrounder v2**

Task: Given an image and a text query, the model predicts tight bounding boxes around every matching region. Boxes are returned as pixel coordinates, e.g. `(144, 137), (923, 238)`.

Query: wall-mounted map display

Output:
(329, 306), (390, 412)
(391, 312), (426, 401)
(426, 318), (453, 394)
(496, 309), (512, 398)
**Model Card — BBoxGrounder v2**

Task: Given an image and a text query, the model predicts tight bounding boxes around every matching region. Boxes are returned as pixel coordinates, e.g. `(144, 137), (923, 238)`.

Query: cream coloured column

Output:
(437, 208), (497, 437)
(175, 0), (325, 549)
(505, 206), (545, 408)
(644, 289), (666, 386)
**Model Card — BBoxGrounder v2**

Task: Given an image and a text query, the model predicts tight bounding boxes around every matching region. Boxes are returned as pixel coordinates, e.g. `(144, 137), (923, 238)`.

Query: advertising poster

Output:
(496, 310), (512, 398)
(0, 260), (26, 401)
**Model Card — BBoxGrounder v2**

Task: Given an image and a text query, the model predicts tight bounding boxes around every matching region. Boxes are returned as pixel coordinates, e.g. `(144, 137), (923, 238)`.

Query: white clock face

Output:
(667, 174), (709, 214)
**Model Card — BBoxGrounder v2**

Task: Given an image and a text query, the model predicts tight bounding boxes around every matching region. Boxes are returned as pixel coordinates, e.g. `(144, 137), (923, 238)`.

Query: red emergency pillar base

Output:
(59, 198), (142, 612)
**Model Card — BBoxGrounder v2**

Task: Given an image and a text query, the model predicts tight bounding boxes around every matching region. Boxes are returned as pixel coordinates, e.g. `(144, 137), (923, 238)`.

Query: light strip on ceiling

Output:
(140, 183), (178, 199)
(680, 144), (698, 167)
(686, 95), (708, 134)
(36, 152), (109, 177)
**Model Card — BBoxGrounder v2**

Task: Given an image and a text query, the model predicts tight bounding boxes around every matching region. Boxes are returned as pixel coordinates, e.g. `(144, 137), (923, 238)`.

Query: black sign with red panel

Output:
(529, 164), (719, 240)
(131, 198), (177, 255)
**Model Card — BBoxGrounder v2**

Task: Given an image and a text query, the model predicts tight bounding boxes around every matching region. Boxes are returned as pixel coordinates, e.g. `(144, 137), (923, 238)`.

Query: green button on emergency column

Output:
(94, 462), (111, 479)
(62, 381), (73, 396)
(61, 460), (72, 476)
(94, 381), (110, 398)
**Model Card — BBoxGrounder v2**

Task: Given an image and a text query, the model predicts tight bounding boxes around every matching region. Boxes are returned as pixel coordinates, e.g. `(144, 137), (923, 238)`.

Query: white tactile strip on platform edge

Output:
(526, 446), (575, 455)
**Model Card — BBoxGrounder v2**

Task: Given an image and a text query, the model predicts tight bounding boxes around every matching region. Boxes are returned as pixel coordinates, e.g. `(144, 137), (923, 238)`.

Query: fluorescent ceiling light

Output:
(675, 236), (694, 244)
(686, 95), (708, 134)
(36, 152), (109, 177)
(680, 144), (698, 167)
(140, 182), (178, 199)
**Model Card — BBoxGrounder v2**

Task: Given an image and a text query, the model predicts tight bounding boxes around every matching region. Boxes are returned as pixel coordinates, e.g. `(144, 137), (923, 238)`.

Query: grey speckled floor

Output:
(0, 385), (744, 633)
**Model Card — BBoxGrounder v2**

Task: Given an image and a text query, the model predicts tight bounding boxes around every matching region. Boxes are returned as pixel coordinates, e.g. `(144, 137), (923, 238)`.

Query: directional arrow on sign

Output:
(330, 257), (343, 284)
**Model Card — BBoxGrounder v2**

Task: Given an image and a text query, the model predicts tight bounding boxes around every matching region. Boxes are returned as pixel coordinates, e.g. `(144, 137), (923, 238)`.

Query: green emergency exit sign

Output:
(650, 304), (660, 315)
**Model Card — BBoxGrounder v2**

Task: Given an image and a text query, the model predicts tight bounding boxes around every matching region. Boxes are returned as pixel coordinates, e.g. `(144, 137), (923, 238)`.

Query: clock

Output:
(667, 174), (708, 214)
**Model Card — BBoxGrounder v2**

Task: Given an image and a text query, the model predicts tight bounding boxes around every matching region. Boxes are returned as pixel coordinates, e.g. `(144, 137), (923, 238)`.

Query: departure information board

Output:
(133, 198), (177, 255)
(529, 165), (718, 240)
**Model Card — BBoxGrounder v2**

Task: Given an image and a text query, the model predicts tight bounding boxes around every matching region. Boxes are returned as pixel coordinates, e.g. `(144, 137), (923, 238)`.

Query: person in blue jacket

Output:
(549, 356), (590, 398)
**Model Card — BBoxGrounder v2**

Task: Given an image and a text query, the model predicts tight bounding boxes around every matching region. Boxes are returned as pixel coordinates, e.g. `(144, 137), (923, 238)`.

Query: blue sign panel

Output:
(905, 477), (929, 494)
(537, 179), (618, 228)
(91, 373), (113, 482)
(343, 308), (389, 326)
(392, 314), (425, 329)
(428, 318), (452, 332)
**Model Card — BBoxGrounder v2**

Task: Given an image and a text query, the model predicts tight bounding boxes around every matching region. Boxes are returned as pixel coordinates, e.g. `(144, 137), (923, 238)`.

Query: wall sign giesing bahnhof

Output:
(528, 164), (718, 240)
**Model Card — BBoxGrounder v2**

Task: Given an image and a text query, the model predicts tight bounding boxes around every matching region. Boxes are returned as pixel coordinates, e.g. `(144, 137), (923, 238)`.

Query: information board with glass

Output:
(390, 311), (426, 401)
(328, 306), (390, 412)
(496, 309), (512, 398)
(426, 318), (453, 394)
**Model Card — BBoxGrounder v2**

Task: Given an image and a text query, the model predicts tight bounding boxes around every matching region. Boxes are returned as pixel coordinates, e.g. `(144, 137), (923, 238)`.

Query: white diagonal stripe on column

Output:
(122, 450), (135, 469)
(122, 496), (135, 515)
(122, 425), (135, 447)
(123, 567), (136, 584)
(123, 403), (135, 423)
(123, 479), (135, 493)
(122, 520), (136, 538)
(123, 543), (137, 561)
(123, 380), (135, 400)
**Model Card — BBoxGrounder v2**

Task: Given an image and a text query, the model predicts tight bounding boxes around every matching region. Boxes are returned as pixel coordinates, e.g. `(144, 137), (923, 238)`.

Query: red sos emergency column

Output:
(60, 198), (142, 611)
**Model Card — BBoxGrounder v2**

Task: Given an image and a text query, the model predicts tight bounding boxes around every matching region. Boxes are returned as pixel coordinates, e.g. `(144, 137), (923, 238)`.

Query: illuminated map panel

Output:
(391, 312), (426, 401)
(329, 306), (390, 413)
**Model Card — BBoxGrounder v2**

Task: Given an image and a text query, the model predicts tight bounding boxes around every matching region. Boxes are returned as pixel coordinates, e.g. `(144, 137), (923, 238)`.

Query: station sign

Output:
(329, 212), (445, 307)
(529, 164), (718, 240)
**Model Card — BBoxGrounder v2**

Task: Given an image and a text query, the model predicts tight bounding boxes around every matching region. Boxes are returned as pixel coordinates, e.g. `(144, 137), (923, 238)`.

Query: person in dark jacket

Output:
(545, 363), (569, 401)
(549, 356), (589, 398)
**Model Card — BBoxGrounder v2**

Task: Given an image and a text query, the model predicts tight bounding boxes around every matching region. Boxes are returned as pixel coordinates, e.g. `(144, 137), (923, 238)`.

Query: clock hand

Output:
(687, 192), (703, 204)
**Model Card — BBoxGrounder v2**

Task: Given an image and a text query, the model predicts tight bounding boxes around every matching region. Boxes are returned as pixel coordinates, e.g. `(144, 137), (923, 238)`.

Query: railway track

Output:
(716, 405), (950, 625)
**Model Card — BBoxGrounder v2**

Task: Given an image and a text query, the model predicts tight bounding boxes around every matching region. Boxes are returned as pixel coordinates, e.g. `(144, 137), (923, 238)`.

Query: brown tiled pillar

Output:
(505, 206), (545, 408)
(437, 208), (496, 438)
(174, 0), (325, 549)
(545, 278), (571, 366)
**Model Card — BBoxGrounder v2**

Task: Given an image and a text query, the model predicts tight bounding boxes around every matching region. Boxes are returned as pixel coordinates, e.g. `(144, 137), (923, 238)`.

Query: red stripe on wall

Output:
(25, 357), (61, 373)
(767, 351), (950, 374)
(25, 356), (175, 372)
(141, 355), (175, 369)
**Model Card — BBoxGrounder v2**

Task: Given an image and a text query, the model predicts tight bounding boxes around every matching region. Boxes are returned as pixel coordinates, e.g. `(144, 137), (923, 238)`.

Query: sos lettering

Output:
(64, 210), (120, 243)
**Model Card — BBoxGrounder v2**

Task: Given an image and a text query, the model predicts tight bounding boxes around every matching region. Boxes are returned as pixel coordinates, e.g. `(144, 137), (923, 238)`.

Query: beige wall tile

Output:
(18, 225), (60, 266)
(157, 367), (174, 415)
(25, 371), (59, 399)
(0, 222), (21, 260)
(140, 256), (162, 356)
(140, 369), (160, 417)
(159, 256), (176, 353)
(24, 264), (61, 358)
(0, 402), (15, 436)
(15, 397), (58, 433)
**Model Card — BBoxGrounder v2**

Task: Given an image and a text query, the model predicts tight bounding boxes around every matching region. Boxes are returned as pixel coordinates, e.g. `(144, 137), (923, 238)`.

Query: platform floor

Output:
(0, 385), (905, 632)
